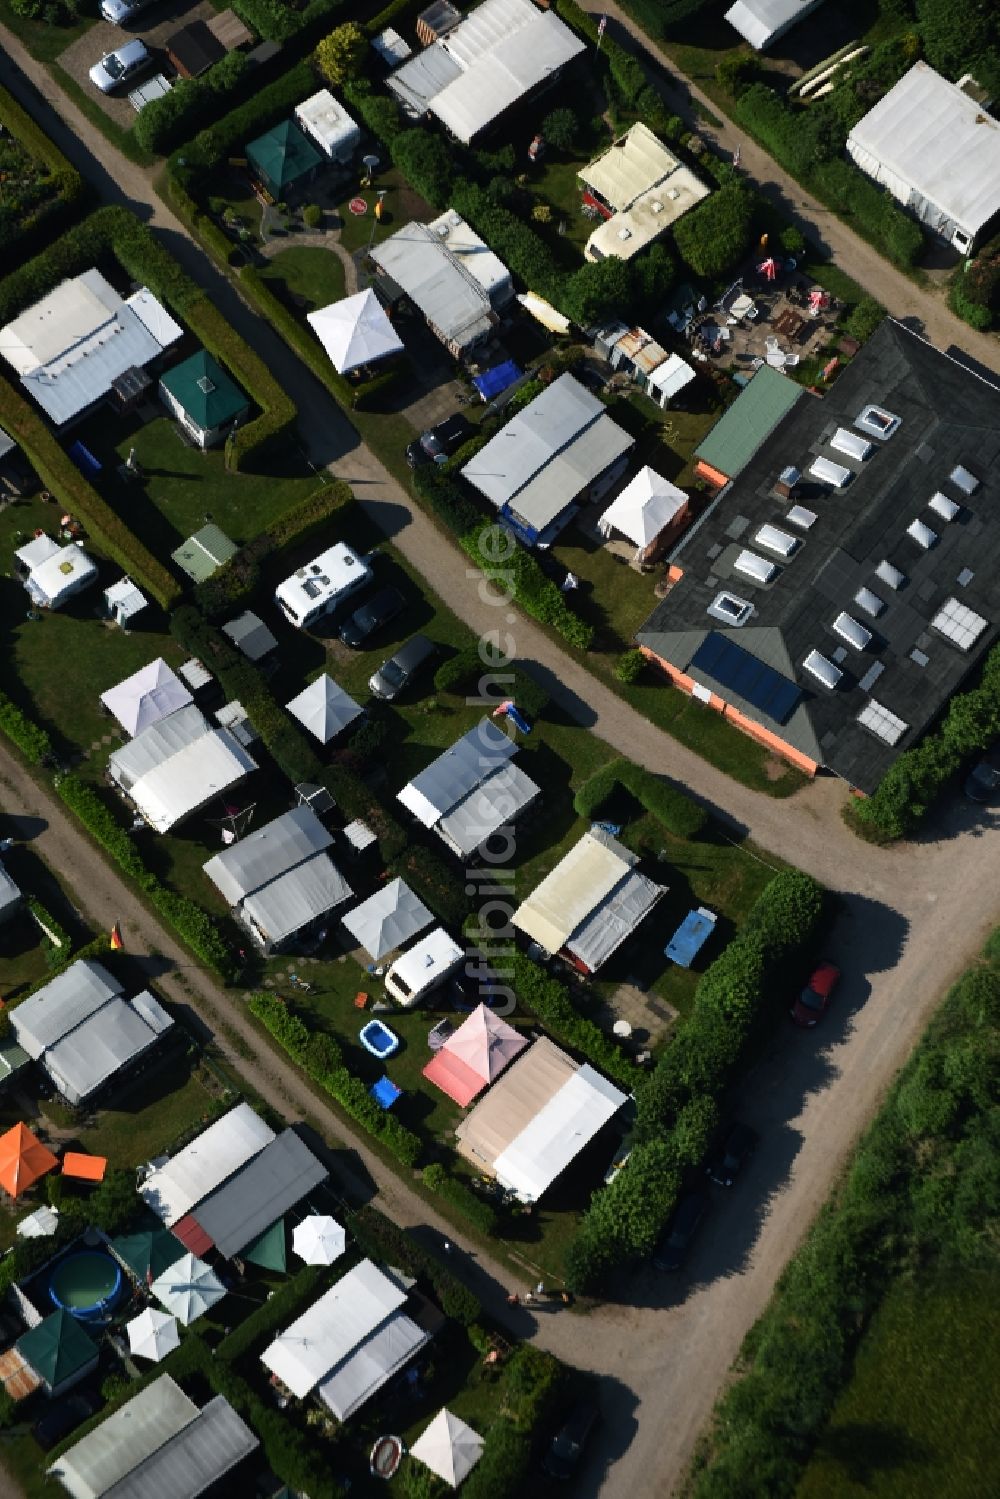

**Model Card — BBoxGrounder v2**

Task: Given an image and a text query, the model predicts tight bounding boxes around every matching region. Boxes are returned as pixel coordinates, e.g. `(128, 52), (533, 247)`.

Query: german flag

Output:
(110, 922), (124, 951)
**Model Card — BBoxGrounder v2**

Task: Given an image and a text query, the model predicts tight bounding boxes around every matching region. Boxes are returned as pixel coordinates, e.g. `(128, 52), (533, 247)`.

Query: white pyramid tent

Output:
(341, 878), (433, 962)
(410, 1408), (484, 1489)
(307, 289), (404, 375)
(100, 658), (193, 737)
(286, 674), (363, 743)
(598, 466), (688, 550)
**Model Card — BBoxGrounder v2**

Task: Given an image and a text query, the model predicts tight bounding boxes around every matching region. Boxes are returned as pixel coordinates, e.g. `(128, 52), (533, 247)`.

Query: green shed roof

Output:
(243, 1217), (287, 1273)
(694, 366), (804, 479)
(0, 1040), (31, 1083)
(160, 351), (247, 434)
(247, 119), (322, 195)
(17, 1310), (97, 1389)
(110, 1227), (186, 1284)
(171, 523), (239, 584)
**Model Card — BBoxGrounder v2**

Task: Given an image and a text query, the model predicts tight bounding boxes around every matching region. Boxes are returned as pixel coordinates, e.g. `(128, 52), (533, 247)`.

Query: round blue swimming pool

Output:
(49, 1252), (123, 1322)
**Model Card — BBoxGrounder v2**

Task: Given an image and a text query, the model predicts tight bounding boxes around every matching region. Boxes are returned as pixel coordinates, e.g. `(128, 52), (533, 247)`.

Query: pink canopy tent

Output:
(423, 1004), (527, 1107)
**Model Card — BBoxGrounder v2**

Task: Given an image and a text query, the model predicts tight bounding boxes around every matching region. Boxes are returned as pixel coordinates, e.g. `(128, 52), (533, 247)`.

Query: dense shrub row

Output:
(25, 897), (71, 967)
(433, 646), (551, 722)
(688, 932), (1000, 1498)
(134, 53), (254, 155)
(508, 952), (637, 1089)
(54, 774), (237, 980)
(847, 642), (1000, 841)
(0, 686), (53, 764)
(233, 0), (345, 43)
(461, 524), (594, 650)
(216, 1262), (325, 1361)
(169, 62), (315, 185)
(348, 1204), (482, 1327)
(247, 991), (423, 1166)
(566, 871), (824, 1290)
(0, 84), (89, 271)
(673, 180), (756, 280)
(573, 757), (708, 839)
(421, 1162), (498, 1237)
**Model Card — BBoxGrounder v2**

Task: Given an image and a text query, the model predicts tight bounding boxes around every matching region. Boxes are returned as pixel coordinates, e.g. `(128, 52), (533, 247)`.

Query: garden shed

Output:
(171, 523), (238, 582)
(598, 466), (689, 565)
(159, 351), (249, 449)
(246, 119), (322, 201)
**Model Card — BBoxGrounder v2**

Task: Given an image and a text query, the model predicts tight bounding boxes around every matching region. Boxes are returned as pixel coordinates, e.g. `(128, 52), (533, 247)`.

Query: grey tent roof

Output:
(189, 1128), (328, 1259)
(435, 761), (541, 858)
(370, 223), (497, 352)
(341, 878), (434, 961)
(108, 704), (210, 793)
(285, 674), (364, 742)
(102, 1395), (256, 1499)
(397, 718), (516, 826)
(42, 990), (173, 1107)
(221, 610), (278, 662)
(11, 960), (122, 1060)
(565, 869), (666, 971)
(241, 853), (352, 946)
(203, 807), (332, 906)
(317, 1310), (431, 1421)
(0, 860), (21, 920)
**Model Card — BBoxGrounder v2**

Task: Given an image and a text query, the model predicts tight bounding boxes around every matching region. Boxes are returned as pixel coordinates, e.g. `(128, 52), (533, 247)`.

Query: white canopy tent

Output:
(646, 352), (696, 408)
(307, 290), (404, 375)
(141, 1103), (276, 1227)
(598, 467), (688, 552)
(341, 878), (433, 962)
(410, 1408), (484, 1489)
(17, 1205), (59, 1239)
(100, 659), (193, 737)
(285, 674), (364, 741)
(126, 1307), (180, 1363)
(150, 1252), (226, 1326)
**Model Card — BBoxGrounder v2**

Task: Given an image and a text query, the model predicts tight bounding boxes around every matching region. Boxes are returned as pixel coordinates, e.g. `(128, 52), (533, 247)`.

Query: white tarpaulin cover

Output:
(128, 729), (257, 832)
(307, 290), (403, 375)
(285, 673), (364, 740)
(342, 878), (433, 962)
(724, 0), (825, 51)
(261, 1259), (407, 1398)
(109, 704), (209, 792)
(599, 467), (688, 547)
(492, 1066), (628, 1202)
(151, 1252), (226, 1326)
(434, 762), (541, 859)
(141, 1103), (275, 1227)
(11, 959), (122, 1060)
(410, 1408), (484, 1488)
(100, 659), (193, 737)
(647, 352), (697, 404)
(565, 869), (665, 973)
(317, 1311), (430, 1420)
(512, 828), (639, 955)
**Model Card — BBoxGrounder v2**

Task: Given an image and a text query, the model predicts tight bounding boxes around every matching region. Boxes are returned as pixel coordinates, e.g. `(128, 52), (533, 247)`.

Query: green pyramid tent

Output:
(243, 1218), (287, 1273)
(111, 1227), (186, 1284)
(17, 1310), (98, 1394)
(247, 119), (322, 198)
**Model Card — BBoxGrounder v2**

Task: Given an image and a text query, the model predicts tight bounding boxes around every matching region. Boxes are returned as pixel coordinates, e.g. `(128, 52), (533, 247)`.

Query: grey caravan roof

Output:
(370, 223), (495, 350)
(11, 960), (123, 1060)
(221, 610), (279, 662)
(108, 704), (209, 792)
(101, 1394), (258, 1499)
(44, 991), (173, 1107)
(192, 1128), (328, 1258)
(387, 44), (463, 115)
(397, 718), (516, 826)
(241, 852), (353, 946)
(436, 762), (541, 857)
(203, 806), (333, 905)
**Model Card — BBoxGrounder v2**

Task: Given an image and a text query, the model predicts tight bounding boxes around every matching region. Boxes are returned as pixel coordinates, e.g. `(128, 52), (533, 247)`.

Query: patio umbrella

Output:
(0, 1122), (59, 1198)
(17, 1205), (59, 1239)
(809, 288), (827, 311)
(292, 1214), (346, 1266)
(127, 1307), (179, 1363)
(758, 257), (778, 281)
(150, 1252), (226, 1326)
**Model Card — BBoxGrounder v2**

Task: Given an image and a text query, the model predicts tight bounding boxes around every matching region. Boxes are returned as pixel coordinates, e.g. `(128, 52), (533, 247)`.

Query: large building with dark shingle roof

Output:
(636, 320), (1000, 792)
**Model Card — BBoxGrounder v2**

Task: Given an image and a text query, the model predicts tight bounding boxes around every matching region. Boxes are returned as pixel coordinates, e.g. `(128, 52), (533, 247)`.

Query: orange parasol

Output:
(0, 1123), (59, 1198)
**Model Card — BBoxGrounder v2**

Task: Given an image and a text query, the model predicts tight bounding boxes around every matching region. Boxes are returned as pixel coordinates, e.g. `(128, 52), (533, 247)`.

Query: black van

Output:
(368, 633), (437, 701)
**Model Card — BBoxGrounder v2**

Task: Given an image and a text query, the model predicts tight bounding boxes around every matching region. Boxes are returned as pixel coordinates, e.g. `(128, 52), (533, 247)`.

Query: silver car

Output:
(100, 0), (158, 22)
(89, 38), (152, 93)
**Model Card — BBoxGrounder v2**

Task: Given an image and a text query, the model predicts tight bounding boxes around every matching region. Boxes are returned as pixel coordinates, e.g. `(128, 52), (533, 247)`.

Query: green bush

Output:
(421, 1162), (499, 1236)
(392, 128), (456, 205)
(232, 0), (346, 43)
(674, 181), (755, 280)
(302, 202), (323, 228)
(461, 525), (594, 650)
(411, 464), (483, 536)
(573, 758), (708, 839)
(171, 62), (316, 184)
(541, 107), (578, 152)
(0, 688), (53, 765)
(844, 295), (885, 344)
(433, 648), (550, 720)
(507, 952), (637, 1088)
(616, 649), (647, 685)
(348, 1204), (482, 1326)
(26, 897), (72, 968)
(133, 52), (254, 155)
(217, 1264), (325, 1361)
(0, 84), (89, 272)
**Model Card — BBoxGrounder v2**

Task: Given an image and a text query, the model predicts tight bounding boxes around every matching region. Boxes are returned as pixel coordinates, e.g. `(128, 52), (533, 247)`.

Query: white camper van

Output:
(384, 928), (464, 1009)
(274, 543), (373, 629)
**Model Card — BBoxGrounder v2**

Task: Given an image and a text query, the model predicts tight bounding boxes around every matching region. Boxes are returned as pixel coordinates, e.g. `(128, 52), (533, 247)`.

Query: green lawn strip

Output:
(259, 244), (346, 310)
(0, 2), (93, 61)
(50, 64), (154, 168)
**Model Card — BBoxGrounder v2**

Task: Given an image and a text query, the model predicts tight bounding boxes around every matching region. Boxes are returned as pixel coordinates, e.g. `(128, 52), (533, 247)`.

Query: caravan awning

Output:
(492, 1065), (627, 1201)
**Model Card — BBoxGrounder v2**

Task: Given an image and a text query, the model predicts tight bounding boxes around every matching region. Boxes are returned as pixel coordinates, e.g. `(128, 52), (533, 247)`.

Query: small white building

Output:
(599, 467), (689, 565)
(15, 534), (98, 610)
(103, 576), (149, 629)
(724, 0), (826, 51)
(274, 542), (373, 629)
(294, 89), (361, 165)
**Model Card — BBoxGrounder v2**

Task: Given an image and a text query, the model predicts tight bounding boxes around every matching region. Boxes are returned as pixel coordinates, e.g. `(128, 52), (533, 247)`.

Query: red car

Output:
(791, 962), (840, 1027)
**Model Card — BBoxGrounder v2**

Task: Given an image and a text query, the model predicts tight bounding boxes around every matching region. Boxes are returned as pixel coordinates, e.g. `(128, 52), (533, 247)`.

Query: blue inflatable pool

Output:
(359, 1019), (400, 1058)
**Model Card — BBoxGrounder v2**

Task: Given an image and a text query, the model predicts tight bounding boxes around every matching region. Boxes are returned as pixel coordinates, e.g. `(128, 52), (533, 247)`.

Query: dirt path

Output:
(1, 31), (999, 1499)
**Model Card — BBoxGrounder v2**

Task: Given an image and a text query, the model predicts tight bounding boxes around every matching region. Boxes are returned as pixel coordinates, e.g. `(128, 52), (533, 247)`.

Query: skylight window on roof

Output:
(928, 491), (960, 522)
(857, 699), (908, 746)
(855, 405), (901, 440)
(875, 560), (905, 590)
(832, 612), (872, 650)
(707, 590), (753, 626)
(786, 505), (816, 530)
(754, 524), (798, 558)
(802, 650), (843, 689)
(734, 550), (777, 584)
(830, 427), (872, 462)
(907, 519), (937, 549)
(930, 597), (988, 651)
(855, 586), (885, 617)
(957, 567), (974, 587)
(809, 455), (852, 488)
(197, 375), (215, 395)
(949, 465), (978, 494)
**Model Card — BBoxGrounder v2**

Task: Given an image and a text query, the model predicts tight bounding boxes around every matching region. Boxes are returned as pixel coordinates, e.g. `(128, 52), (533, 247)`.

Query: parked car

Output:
(338, 586), (406, 648)
(368, 633), (437, 700)
(541, 1400), (599, 1480)
(652, 1191), (709, 1271)
(89, 38), (152, 93)
(32, 1391), (101, 1452)
(405, 414), (473, 468)
(791, 961), (840, 1027)
(100, 0), (158, 24)
(706, 1122), (757, 1188)
(963, 742), (1000, 803)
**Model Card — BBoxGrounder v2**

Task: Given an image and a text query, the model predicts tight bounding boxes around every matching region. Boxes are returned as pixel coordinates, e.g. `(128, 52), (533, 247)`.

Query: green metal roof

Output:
(0, 1040), (31, 1083)
(243, 1217), (287, 1273)
(171, 523), (239, 584)
(247, 119), (322, 195)
(160, 351), (247, 434)
(110, 1227), (186, 1284)
(17, 1310), (97, 1389)
(694, 366), (804, 479)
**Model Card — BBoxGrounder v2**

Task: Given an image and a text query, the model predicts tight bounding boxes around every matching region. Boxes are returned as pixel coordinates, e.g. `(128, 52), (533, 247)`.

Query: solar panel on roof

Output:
(690, 633), (802, 723)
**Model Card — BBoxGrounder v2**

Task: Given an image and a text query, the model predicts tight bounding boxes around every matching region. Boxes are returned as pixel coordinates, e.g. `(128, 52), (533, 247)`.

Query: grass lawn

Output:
(0, 912), (58, 1005)
(260, 244), (346, 311)
(797, 1269), (1000, 1499)
(333, 165), (436, 256)
(0, 1), (94, 61)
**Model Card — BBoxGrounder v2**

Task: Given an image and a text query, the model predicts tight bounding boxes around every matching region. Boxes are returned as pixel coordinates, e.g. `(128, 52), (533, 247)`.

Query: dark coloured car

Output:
(541, 1400), (599, 1480)
(791, 961), (840, 1027)
(405, 413), (473, 468)
(32, 1391), (101, 1451)
(963, 742), (1000, 803)
(368, 633), (437, 700)
(338, 586), (406, 648)
(652, 1191), (709, 1272)
(706, 1122), (757, 1188)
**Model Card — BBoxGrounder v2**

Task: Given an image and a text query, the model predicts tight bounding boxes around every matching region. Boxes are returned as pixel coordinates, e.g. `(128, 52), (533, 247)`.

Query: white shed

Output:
(294, 89), (361, 165)
(15, 535), (98, 610)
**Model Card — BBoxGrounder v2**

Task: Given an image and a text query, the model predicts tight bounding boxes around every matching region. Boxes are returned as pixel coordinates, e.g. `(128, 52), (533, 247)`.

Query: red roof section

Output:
(171, 1213), (214, 1258)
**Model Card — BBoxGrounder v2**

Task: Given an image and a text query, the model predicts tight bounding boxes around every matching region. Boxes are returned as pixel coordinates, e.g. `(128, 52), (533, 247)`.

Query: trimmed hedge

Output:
(389, 844), (472, 930)
(26, 897), (71, 968)
(133, 52), (254, 155)
(508, 952), (637, 1089)
(248, 991), (423, 1166)
(461, 524), (594, 651)
(421, 1162), (499, 1236)
(573, 757), (708, 840)
(0, 686), (53, 765)
(233, 0), (344, 42)
(169, 62), (316, 184)
(0, 84), (90, 271)
(433, 646), (551, 722)
(217, 1263), (325, 1361)
(348, 1204), (482, 1327)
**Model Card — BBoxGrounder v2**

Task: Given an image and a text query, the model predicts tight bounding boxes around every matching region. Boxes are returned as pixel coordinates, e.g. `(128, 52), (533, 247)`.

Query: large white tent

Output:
(261, 1258), (407, 1398)
(599, 467), (688, 551)
(150, 1252), (226, 1326)
(410, 1408), (484, 1489)
(141, 1103), (276, 1227)
(307, 290), (403, 375)
(285, 674), (364, 742)
(341, 878), (433, 962)
(100, 659), (193, 738)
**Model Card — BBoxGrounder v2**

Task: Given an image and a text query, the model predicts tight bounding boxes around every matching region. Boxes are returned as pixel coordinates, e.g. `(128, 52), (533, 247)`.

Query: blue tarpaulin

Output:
(665, 907), (717, 968)
(472, 360), (521, 401)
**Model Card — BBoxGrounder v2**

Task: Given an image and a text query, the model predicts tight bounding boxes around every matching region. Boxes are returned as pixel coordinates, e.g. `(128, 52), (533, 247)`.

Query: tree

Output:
(673, 182), (754, 279)
(541, 107), (578, 153)
(559, 256), (633, 327)
(314, 23), (367, 89)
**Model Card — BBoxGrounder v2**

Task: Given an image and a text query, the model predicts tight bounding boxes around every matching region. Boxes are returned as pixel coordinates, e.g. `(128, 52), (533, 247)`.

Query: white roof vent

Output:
(907, 518), (938, 549)
(787, 505), (817, 530)
(708, 590), (753, 626)
(666, 187), (680, 200)
(949, 464), (978, 494)
(928, 491), (960, 521)
(754, 524), (798, 558)
(802, 650), (843, 689)
(855, 586), (885, 617)
(832, 612), (872, 650)
(830, 427), (872, 462)
(734, 549), (778, 584)
(930, 596), (988, 651)
(617, 227), (632, 241)
(856, 404), (901, 440)
(857, 699), (908, 745)
(809, 455), (852, 488)
(875, 560), (905, 590)
(650, 200), (664, 214)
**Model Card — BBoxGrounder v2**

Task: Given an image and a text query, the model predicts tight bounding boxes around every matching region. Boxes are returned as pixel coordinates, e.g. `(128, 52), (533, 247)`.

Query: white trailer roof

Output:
(427, 209), (513, 303)
(295, 89), (361, 158)
(261, 1259), (407, 1398)
(22, 542), (98, 607)
(724, 0), (826, 51)
(512, 828), (639, 955)
(492, 1065), (627, 1201)
(274, 542), (373, 624)
(141, 1103), (276, 1227)
(11, 960), (122, 1060)
(203, 806), (332, 905)
(386, 928), (463, 995)
(128, 730), (257, 833)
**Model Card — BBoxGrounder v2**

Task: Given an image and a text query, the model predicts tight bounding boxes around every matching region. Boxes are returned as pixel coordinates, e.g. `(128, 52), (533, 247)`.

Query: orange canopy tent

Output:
(61, 1153), (107, 1184)
(0, 1123), (59, 1198)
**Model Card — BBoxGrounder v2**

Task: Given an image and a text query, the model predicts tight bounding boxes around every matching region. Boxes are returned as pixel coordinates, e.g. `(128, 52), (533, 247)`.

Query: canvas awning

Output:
(454, 1037), (577, 1170)
(261, 1258), (407, 1398)
(316, 1311), (430, 1421)
(0, 1122), (59, 1197)
(410, 1408), (484, 1489)
(141, 1103), (276, 1227)
(422, 1003), (527, 1106)
(307, 291), (403, 375)
(492, 1065), (627, 1201)
(598, 467), (688, 548)
(512, 828), (639, 956)
(285, 674), (364, 742)
(647, 352), (696, 404)
(341, 878), (433, 962)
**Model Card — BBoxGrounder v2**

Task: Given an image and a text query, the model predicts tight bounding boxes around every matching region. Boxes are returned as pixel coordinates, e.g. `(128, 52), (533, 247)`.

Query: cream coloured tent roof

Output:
(492, 1065), (628, 1201)
(454, 1037), (576, 1171)
(307, 290), (403, 375)
(410, 1408), (484, 1488)
(579, 122), (682, 211)
(599, 467), (688, 548)
(512, 828), (639, 955)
